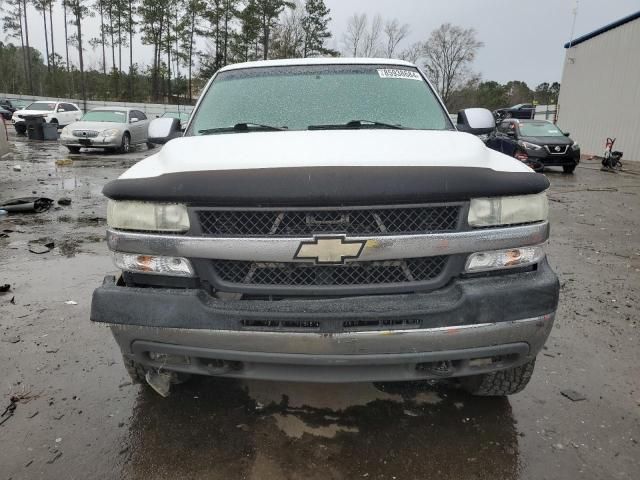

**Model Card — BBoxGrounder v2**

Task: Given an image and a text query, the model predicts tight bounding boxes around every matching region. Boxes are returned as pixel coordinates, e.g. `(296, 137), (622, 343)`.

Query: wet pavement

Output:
(1, 125), (638, 479)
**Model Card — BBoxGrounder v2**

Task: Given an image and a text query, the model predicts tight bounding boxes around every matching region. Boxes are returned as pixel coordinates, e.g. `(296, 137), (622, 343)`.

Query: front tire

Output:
(563, 164), (577, 174)
(119, 132), (131, 154)
(146, 142), (156, 150)
(460, 358), (536, 396)
(15, 124), (26, 135)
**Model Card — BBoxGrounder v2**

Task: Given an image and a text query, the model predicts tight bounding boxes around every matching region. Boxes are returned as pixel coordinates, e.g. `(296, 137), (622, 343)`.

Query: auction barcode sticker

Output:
(377, 69), (422, 81)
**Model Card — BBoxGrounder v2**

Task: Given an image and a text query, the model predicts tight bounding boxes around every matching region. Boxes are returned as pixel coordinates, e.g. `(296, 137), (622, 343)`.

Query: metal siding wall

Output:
(558, 18), (640, 161)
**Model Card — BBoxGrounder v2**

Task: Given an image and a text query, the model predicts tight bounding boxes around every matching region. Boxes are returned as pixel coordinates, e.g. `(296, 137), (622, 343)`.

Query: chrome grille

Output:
(72, 130), (99, 138)
(197, 205), (461, 236)
(212, 257), (448, 286)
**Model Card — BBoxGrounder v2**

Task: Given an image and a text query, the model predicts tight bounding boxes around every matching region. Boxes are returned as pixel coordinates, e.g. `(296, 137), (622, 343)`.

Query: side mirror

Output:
(148, 117), (182, 144)
(563, 132), (570, 137)
(130, 117), (139, 123)
(457, 108), (496, 135)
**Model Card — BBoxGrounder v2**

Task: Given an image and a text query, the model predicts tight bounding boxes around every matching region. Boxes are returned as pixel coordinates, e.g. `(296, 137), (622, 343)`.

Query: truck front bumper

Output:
(92, 261), (559, 382)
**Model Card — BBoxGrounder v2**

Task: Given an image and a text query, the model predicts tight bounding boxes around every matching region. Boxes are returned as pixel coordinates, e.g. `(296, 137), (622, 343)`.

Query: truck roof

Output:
(218, 57), (417, 73)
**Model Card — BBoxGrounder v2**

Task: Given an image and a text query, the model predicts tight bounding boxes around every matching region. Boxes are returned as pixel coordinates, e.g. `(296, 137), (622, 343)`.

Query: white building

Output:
(557, 10), (640, 161)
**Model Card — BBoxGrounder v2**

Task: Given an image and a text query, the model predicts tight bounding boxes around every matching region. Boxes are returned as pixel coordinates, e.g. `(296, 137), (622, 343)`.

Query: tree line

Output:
(1, 0), (336, 105)
(1, 2), (559, 111)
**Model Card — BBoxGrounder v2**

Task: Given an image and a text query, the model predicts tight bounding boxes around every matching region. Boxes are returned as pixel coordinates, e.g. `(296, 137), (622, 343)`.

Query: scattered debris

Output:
(64, 300), (78, 305)
(561, 389), (587, 402)
(0, 284), (10, 292)
(0, 396), (19, 425)
(55, 158), (73, 166)
(28, 239), (55, 254)
(13, 165), (21, 171)
(27, 411), (39, 419)
(1, 335), (20, 343)
(57, 197), (72, 206)
(46, 452), (63, 464)
(0, 197), (54, 213)
(145, 371), (172, 397)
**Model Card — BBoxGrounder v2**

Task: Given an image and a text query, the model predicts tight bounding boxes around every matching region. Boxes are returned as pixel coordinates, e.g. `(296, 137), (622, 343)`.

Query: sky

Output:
(4, 0), (640, 87)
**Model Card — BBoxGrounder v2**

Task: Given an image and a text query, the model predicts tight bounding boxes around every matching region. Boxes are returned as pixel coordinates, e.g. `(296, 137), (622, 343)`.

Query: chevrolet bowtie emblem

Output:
(294, 236), (366, 265)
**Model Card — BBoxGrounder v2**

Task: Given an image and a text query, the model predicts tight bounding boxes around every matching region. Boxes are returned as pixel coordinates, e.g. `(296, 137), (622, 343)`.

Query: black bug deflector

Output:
(103, 166), (549, 206)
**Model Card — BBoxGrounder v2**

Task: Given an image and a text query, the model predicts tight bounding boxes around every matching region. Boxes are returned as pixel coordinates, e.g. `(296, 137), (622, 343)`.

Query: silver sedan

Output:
(59, 107), (153, 154)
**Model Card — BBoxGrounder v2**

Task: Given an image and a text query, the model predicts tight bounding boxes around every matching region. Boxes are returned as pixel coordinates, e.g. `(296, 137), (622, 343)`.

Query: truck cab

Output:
(91, 59), (558, 396)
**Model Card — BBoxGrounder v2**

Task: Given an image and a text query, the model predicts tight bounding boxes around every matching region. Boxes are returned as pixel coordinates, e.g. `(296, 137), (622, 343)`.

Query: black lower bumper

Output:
(91, 260), (559, 332)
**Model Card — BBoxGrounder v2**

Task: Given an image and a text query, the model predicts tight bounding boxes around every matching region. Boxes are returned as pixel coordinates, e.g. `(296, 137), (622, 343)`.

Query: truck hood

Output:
(105, 130), (548, 205)
(120, 130), (531, 180)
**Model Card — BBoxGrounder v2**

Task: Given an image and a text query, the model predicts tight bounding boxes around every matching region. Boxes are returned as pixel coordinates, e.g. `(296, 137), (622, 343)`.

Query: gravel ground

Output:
(1, 126), (638, 480)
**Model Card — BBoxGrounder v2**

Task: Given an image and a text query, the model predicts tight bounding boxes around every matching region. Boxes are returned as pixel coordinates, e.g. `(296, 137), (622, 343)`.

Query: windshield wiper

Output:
(199, 122), (287, 134)
(308, 119), (406, 130)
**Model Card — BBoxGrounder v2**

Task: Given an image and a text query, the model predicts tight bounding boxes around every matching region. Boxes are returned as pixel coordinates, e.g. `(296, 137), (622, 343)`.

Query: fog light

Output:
(148, 352), (190, 364)
(465, 245), (545, 273)
(113, 252), (195, 277)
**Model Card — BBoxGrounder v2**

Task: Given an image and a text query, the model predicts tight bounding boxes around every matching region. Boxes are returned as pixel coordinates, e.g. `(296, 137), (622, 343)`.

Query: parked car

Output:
(160, 111), (190, 130)
(0, 106), (12, 121)
(494, 103), (536, 121)
(12, 101), (82, 134)
(92, 58), (558, 397)
(0, 98), (17, 113)
(486, 119), (580, 173)
(59, 107), (153, 154)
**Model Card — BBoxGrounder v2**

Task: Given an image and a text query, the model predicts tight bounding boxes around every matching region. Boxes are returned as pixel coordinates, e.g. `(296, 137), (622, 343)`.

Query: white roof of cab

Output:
(218, 57), (417, 72)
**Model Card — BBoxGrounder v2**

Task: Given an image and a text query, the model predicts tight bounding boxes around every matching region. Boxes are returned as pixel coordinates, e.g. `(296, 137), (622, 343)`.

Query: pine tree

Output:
(301, 0), (332, 57)
(254, 0), (294, 60)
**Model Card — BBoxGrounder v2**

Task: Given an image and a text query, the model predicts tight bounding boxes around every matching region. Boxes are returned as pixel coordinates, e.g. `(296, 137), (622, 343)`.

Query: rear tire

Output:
(563, 164), (577, 174)
(146, 142), (156, 150)
(15, 124), (26, 135)
(460, 358), (536, 396)
(66, 146), (81, 154)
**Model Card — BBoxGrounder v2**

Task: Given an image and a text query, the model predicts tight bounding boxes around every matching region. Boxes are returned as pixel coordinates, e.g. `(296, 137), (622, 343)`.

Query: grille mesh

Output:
(212, 257), (447, 286)
(72, 130), (99, 138)
(198, 206), (460, 236)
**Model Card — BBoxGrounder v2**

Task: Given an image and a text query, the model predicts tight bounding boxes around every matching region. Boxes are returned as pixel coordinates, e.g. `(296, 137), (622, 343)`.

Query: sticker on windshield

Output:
(377, 69), (422, 81)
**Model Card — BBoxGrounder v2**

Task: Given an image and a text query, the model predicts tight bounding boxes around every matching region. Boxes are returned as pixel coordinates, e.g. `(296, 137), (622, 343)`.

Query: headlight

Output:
(107, 200), (190, 232)
(468, 193), (548, 227)
(571, 143), (580, 150)
(465, 245), (545, 272)
(102, 128), (120, 136)
(519, 141), (542, 151)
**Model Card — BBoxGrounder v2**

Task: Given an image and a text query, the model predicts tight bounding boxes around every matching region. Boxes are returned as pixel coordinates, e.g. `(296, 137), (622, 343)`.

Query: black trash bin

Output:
(25, 115), (46, 141)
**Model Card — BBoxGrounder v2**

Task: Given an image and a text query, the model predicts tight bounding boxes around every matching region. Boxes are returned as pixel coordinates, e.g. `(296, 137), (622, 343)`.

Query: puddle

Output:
(272, 413), (359, 439)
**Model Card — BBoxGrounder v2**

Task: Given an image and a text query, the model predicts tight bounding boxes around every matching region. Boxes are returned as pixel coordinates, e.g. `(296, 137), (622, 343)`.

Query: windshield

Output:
(25, 102), (56, 111)
(188, 64), (452, 135)
(81, 110), (127, 123)
(518, 122), (565, 137)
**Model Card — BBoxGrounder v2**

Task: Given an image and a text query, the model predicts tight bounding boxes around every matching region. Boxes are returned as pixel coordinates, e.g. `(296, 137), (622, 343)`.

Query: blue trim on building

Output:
(564, 10), (640, 48)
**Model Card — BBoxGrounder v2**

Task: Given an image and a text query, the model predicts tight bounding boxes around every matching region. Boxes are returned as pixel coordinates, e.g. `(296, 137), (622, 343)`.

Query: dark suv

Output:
(486, 119), (580, 173)
(494, 104), (535, 120)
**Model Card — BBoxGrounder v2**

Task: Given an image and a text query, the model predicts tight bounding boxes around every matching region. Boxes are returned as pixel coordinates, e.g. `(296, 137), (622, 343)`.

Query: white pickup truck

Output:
(91, 58), (558, 396)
